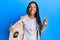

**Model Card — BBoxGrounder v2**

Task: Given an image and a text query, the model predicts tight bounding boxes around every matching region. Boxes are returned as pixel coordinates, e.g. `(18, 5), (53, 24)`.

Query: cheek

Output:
(33, 8), (36, 14)
(29, 8), (31, 11)
(34, 8), (36, 12)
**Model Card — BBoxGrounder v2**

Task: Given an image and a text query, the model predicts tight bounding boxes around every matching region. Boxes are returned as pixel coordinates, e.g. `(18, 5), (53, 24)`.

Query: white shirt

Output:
(22, 14), (37, 40)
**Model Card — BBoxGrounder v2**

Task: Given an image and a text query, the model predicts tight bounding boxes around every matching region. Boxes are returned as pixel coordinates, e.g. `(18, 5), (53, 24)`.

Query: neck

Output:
(28, 14), (35, 19)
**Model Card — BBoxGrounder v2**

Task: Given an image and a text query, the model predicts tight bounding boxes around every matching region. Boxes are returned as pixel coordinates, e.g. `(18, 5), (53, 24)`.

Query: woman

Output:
(10, 1), (47, 40)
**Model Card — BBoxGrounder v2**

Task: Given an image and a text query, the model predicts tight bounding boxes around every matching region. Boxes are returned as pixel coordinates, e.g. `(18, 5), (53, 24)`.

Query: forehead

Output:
(29, 3), (36, 6)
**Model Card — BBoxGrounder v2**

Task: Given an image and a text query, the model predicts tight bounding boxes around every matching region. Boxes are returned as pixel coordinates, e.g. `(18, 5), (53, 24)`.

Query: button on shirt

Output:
(23, 14), (37, 40)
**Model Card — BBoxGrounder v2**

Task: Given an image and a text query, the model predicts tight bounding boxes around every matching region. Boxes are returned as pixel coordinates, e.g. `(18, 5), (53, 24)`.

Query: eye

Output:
(34, 6), (36, 8)
(29, 5), (31, 8)
(29, 7), (31, 8)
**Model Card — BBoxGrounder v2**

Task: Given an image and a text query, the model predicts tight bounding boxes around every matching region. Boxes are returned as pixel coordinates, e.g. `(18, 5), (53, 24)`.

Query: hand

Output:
(9, 24), (13, 32)
(20, 16), (24, 19)
(43, 16), (48, 26)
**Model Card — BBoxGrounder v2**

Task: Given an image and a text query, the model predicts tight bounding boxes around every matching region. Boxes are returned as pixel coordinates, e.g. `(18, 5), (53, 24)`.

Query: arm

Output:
(40, 17), (48, 32)
(40, 24), (46, 32)
(9, 16), (24, 32)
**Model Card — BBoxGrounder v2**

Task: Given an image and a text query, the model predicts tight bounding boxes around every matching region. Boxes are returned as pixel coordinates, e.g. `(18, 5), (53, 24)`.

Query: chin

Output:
(30, 13), (35, 15)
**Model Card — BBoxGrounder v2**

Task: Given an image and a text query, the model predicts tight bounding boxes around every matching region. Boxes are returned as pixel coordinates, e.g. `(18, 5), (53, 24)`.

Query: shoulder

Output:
(20, 14), (28, 20)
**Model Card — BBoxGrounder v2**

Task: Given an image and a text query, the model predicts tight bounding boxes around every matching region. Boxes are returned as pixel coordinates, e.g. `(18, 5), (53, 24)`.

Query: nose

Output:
(31, 7), (34, 11)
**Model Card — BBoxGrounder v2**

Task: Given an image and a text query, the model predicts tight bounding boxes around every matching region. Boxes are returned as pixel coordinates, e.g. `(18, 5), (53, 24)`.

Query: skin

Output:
(28, 3), (48, 32)
(28, 3), (36, 20)
(10, 3), (48, 32)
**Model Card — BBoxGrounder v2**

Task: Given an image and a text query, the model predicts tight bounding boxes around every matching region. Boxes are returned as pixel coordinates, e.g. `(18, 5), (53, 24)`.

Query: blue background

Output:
(0, 0), (60, 40)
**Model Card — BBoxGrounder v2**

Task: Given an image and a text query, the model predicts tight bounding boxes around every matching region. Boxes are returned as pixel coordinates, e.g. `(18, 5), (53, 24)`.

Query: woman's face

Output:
(28, 3), (37, 15)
